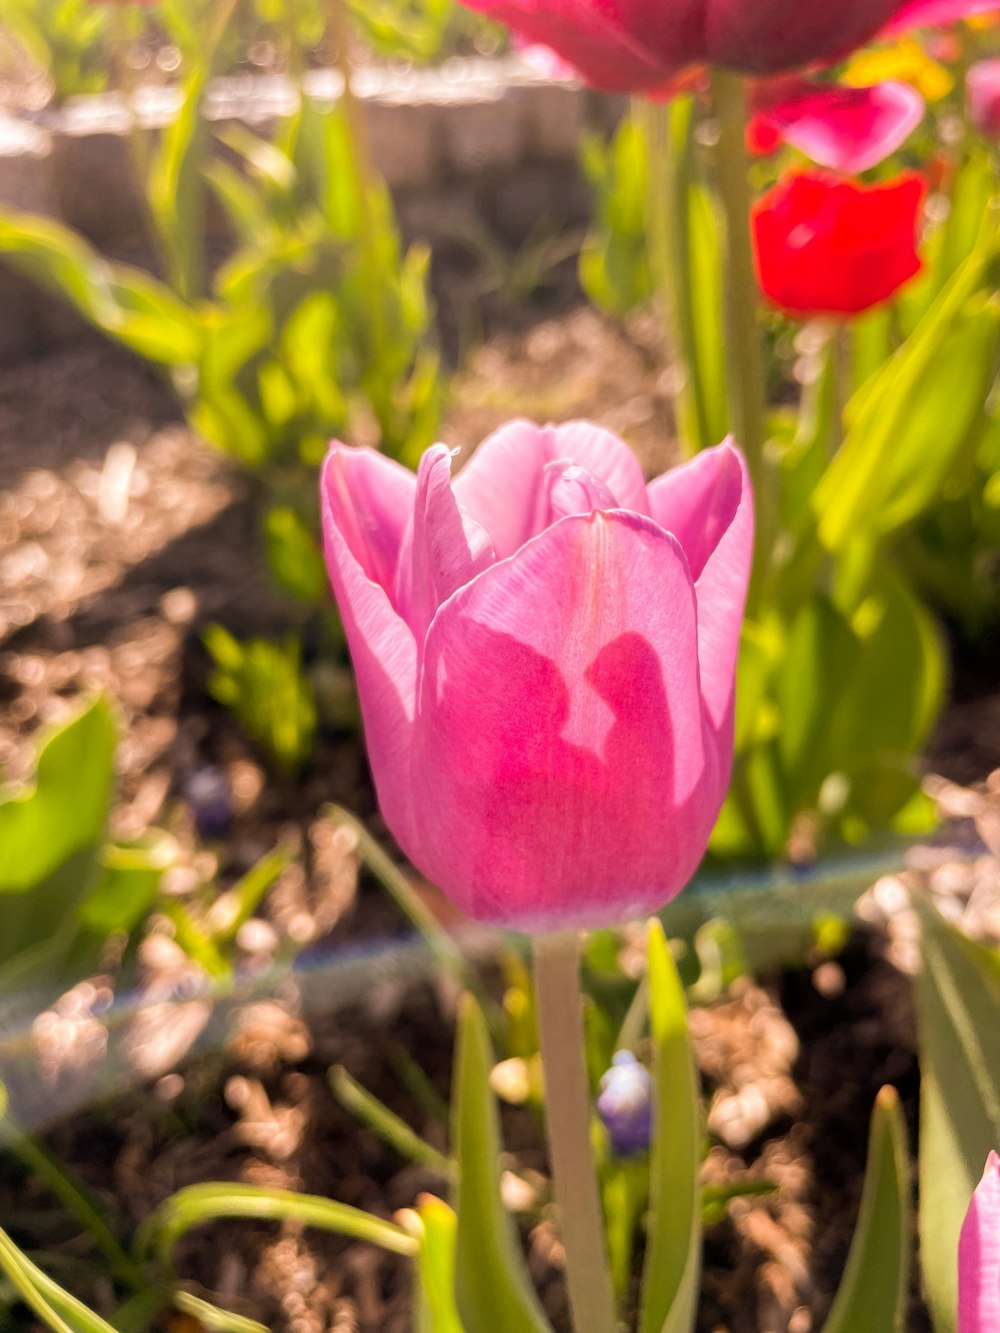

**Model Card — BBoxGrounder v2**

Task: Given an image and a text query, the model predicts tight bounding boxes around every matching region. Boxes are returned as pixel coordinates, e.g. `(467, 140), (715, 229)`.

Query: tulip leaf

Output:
(452, 994), (551, 1333)
(915, 898), (1000, 1332)
(639, 921), (701, 1333)
(134, 1182), (417, 1268)
(0, 1224), (117, 1333)
(0, 696), (116, 983)
(412, 1195), (464, 1333)
(815, 231), (999, 551)
(821, 1086), (909, 1333)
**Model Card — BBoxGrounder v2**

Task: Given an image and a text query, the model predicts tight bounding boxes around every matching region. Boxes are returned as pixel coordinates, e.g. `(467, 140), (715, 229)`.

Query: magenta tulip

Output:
(748, 79), (925, 174)
(968, 60), (1000, 139)
(321, 424), (753, 933)
(959, 1151), (1000, 1332)
(458, 0), (994, 95)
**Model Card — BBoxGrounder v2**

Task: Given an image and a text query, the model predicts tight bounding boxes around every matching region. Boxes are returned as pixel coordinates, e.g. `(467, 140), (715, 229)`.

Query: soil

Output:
(2, 300), (1000, 1332)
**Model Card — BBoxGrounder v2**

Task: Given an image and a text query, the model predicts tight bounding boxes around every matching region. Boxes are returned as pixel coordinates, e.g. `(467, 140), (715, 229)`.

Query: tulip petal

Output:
(395, 444), (495, 642)
(543, 461), (619, 521)
(454, 419), (650, 558)
(412, 508), (720, 931)
(959, 1151), (1000, 1333)
(884, 0), (1000, 35)
(647, 442), (753, 738)
(457, 0), (679, 91)
(321, 448), (419, 847)
(321, 444), (416, 596)
(750, 79), (925, 174)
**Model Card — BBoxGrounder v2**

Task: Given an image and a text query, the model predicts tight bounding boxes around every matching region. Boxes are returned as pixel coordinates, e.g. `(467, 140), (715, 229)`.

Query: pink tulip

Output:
(959, 1151), (1000, 1332)
(968, 60), (1000, 138)
(748, 78), (925, 174)
(461, 0), (993, 95)
(321, 424), (753, 933)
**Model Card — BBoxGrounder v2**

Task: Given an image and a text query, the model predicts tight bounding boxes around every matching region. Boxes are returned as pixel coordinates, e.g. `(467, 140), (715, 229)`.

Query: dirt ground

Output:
(2, 305), (1000, 1331)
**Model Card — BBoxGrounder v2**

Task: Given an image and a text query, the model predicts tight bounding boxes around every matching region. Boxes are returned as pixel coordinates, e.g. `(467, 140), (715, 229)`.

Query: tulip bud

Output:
(321, 423), (753, 932)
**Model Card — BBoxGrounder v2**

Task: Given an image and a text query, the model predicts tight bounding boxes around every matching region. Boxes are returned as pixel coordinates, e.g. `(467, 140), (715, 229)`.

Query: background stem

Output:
(532, 932), (617, 1333)
(710, 66), (771, 602)
(638, 95), (710, 458)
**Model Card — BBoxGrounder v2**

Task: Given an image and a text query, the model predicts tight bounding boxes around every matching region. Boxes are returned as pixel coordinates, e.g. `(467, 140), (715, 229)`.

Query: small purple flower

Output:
(183, 765), (234, 840)
(597, 1051), (653, 1157)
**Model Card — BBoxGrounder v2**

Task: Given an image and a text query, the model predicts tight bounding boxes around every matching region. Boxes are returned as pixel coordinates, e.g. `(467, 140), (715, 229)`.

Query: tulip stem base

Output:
(710, 66), (772, 602)
(533, 931), (617, 1333)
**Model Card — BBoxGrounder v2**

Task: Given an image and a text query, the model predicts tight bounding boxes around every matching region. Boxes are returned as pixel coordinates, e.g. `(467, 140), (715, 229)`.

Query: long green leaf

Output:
(915, 898), (1000, 1331)
(329, 1065), (453, 1178)
(640, 920), (701, 1333)
(452, 995), (551, 1333)
(0, 1226), (116, 1333)
(409, 1195), (464, 1333)
(821, 1086), (910, 1333)
(133, 1183), (417, 1268)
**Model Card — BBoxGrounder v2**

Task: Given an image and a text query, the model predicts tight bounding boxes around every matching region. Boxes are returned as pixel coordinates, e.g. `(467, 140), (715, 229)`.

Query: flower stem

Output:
(709, 66), (772, 602)
(532, 932), (617, 1333)
(638, 95), (712, 458)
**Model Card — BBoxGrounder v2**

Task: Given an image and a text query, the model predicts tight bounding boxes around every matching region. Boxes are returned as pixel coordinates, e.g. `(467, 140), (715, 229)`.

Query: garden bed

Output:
(3, 303), (1000, 1331)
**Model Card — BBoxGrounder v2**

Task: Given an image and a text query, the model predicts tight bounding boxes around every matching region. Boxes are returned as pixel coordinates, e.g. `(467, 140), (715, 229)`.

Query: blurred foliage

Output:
(581, 96), (1000, 863)
(1, 0), (115, 100)
(204, 625), (318, 774)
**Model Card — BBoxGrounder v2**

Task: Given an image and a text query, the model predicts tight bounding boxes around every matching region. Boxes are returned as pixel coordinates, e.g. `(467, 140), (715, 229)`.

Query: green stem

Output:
(532, 932), (617, 1333)
(638, 95), (711, 458)
(709, 66), (771, 605)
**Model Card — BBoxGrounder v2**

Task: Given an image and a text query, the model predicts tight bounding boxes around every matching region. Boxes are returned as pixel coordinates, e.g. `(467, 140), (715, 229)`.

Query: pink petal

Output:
(320, 444), (416, 596)
(543, 461), (619, 521)
(750, 80), (925, 174)
(453, 419), (650, 559)
(968, 59), (1000, 138)
(410, 508), (721, 932)
(457, 0), (676, 92)
(321, 447), (419, 848)
(959, 1151), (1000, 1333)
(394, 444), (495, 643)
(647, 442), (753, 738)
(884, 0), (1000, 34)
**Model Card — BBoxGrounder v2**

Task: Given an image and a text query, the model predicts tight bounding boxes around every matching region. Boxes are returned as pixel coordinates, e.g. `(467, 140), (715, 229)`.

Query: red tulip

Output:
(458, 0), (994, 94)
(748, 78), (925, 174)
(321, 425), (753, 933)
(751, 169), (924, 317)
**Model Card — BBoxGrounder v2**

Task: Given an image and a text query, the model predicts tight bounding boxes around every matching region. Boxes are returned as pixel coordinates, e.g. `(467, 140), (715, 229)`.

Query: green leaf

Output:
(639, 921), (701, 1333)
(452, 994), (552, 1333)
(329, 1065), (453, 1178)
(821, 1087), (910, 1333)
(203, 628), (316, 773)
(408, 1195), (465, 1333)
(815, 235), (1000, 551)
(0, 696), (116, 973)
(263, 505), (327, 604)
(0, 1225), (117, 1333)
(134, 1183), (417, 1269)
(915, 899), (1000, 1332)
(147, 66), (208, 302)
(0, 696), (116, 891)
(170, 1288), (268, 1333)
(0, 210), (201, 365)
